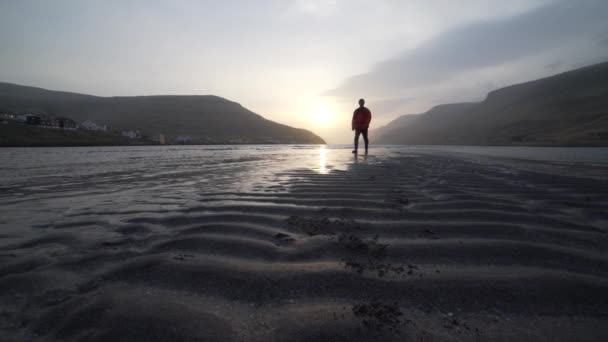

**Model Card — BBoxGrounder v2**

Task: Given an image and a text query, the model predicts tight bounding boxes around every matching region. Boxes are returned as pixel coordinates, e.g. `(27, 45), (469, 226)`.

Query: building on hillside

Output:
(0, 113), (15, 120)
(16, 113), (36, 123)
(26, 115), (42, 125)
(152, 134), (167, 145)
(121, 130), (141, 139)
(58, 118), (77, 130)
(80, 120), (108, 132)
(40, 116), (60, 128)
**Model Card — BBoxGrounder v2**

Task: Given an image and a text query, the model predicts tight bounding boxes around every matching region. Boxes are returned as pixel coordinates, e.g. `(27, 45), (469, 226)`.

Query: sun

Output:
(311, 101), (334, 127)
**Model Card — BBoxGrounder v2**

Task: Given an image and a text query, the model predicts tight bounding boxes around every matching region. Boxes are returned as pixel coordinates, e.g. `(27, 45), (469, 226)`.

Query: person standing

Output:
(351, 98), (372, 155)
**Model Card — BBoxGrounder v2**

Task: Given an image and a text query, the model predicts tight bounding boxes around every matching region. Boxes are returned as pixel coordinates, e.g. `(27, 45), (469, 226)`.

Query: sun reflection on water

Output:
(318, 145), (328, 174)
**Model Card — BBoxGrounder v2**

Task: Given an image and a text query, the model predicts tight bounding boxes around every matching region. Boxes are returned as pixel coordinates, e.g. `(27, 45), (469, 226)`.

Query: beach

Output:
(1, 145), (607, 341)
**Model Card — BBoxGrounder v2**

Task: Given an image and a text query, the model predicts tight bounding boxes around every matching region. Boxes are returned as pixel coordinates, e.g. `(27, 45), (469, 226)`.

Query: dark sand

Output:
(1, 147), (608, 341)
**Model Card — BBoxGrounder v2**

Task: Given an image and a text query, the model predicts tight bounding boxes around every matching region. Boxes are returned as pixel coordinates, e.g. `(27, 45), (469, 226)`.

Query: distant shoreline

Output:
(2, 142), (607, 148)
(0, 121), (324, 147)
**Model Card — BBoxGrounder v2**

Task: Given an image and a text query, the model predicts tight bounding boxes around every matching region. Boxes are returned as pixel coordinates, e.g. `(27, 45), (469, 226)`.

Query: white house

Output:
(0, 113), (15, 120)
(80, 121), (107, 132)
(121, 130), (141, 139)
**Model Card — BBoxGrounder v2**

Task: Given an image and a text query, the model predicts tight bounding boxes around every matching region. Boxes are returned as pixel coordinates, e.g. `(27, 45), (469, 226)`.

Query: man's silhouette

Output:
(352, 98), (372, 155)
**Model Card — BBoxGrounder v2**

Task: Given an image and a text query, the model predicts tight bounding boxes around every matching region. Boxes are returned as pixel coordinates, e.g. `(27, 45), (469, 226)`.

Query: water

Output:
(403, 145), (608, 163)
(1, 145), (607, 232)
(0, 145), (350, 232)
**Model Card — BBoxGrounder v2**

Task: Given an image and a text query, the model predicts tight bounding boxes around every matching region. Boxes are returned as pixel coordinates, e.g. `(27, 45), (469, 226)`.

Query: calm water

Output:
(410, 145), (608, 163)
(1, 144), (607, 189)
(1, 145), (607, 233)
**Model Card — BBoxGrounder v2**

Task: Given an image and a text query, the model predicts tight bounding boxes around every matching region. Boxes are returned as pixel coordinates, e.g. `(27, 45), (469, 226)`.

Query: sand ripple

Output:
(1, 146), (608, 341)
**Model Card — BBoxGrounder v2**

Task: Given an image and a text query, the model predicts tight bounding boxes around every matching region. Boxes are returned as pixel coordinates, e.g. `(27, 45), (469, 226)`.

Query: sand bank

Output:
(1, 146), (607, 341)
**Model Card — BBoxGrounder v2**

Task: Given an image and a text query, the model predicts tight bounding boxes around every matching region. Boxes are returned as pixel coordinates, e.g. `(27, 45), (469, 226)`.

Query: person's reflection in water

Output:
(353, 152), (367, 163)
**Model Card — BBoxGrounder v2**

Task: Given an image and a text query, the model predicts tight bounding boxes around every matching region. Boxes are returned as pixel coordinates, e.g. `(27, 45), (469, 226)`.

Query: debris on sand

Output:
(338, 233), (388, 257)
(344, 259), (405, 277)
(339, 234), (409, 277)
(285, 216), (360, 236)
(376, 263), (405, 277)
(286, 215), (329, 236)
(443, 316), (475, 332)
(352, 302), (404, 330)
(404, 264), (422, 276)
(344, 259), (366, 274)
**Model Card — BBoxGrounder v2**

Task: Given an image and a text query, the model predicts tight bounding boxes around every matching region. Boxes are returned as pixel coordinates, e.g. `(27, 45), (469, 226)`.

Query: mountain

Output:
(373, 103), (478, 144)
(374, 61), (608, 146)
(0, 83), (325, 144)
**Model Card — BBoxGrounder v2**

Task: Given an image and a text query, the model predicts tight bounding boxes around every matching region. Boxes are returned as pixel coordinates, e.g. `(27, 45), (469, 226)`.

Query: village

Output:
(0, 112), (286, 145)
(0, 112), (167, 144)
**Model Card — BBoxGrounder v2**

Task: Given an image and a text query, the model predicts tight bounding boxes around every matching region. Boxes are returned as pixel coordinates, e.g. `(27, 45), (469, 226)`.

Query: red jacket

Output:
(352, 107), (372, 130)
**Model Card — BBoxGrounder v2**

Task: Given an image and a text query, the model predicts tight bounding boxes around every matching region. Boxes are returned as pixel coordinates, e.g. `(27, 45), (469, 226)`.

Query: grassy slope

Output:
(0, 121), (152, 147)
(375, 62), (608, 146)
(0, 84), (325, 144)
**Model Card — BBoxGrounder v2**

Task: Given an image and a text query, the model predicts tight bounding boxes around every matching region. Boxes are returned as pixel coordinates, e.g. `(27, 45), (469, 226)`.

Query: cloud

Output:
(292, 0), (338, 16)
(544, 60), (562, 71)
(597, 35), (608, 47)
(325, 0), (608, 99)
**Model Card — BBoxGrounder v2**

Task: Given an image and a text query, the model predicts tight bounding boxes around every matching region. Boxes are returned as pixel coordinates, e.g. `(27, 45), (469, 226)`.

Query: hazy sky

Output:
(1, 0), (607, 143)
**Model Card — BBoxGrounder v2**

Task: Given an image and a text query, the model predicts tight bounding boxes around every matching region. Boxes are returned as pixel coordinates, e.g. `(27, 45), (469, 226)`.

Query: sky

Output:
(1, 0), (607, 143)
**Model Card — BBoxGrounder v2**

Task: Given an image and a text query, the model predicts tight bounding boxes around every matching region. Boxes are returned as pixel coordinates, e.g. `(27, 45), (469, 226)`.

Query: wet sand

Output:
(1, 146), (608, 341)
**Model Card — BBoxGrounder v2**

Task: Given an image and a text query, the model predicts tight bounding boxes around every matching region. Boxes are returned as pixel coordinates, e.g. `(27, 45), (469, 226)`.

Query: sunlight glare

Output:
(311, 100), (335, 127)
(318, 145), (328, 174)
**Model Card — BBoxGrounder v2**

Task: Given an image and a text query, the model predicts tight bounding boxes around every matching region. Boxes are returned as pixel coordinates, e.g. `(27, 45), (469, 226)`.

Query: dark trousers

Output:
(354, 129), (369, 153)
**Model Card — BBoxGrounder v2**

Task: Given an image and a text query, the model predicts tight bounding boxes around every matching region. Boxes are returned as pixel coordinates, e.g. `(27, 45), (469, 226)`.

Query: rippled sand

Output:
(1, 145), (608, 341)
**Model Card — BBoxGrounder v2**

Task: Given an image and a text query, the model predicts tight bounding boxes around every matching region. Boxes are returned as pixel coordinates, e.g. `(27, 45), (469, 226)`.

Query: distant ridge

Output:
(0, 83), (325, 145)
(374, 61), (608, 146)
